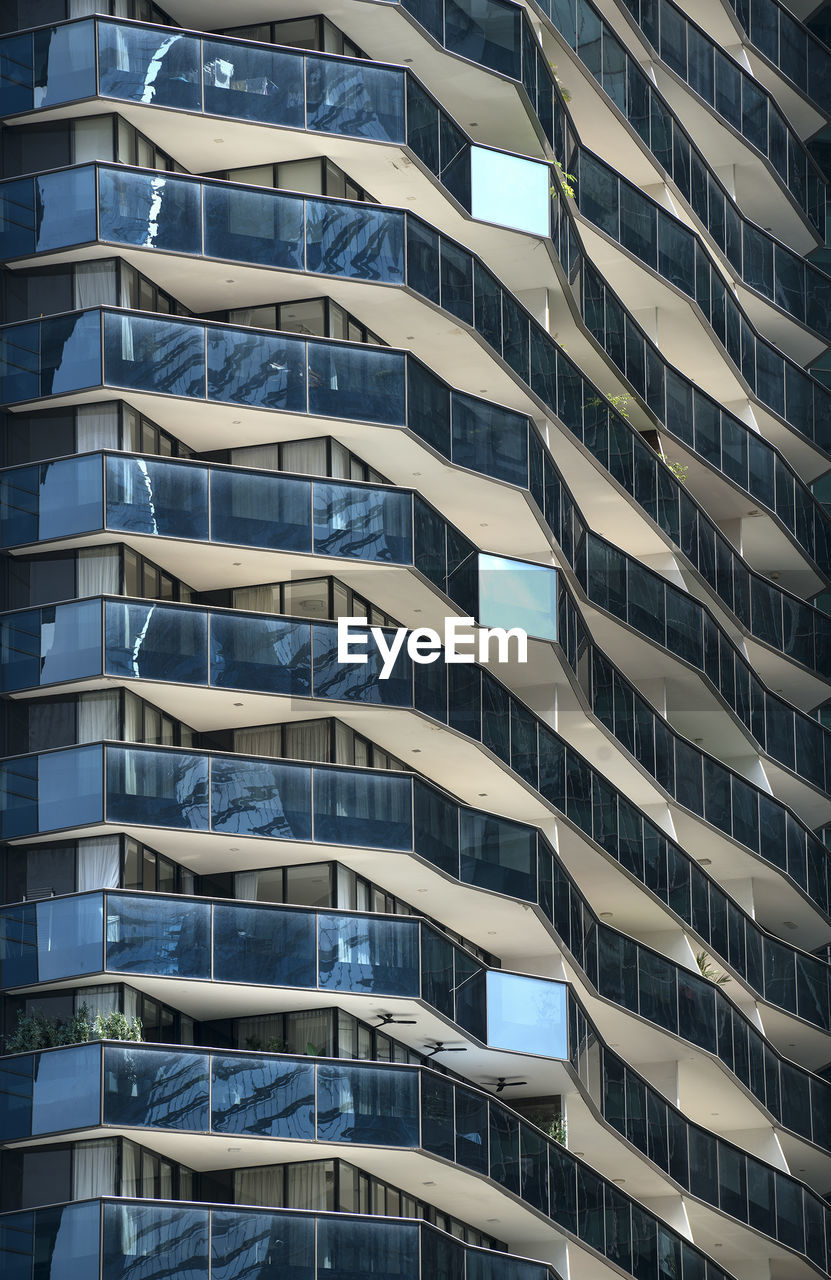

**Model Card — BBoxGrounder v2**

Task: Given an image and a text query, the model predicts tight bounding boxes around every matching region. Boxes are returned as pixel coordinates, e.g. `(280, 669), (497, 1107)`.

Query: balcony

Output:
(0, 1197), (561, 1280)
(0, 1040), (740, 1280)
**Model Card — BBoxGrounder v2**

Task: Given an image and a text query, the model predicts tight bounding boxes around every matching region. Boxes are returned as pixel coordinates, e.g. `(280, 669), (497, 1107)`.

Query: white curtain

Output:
(334, 721), (354, 765)
(285, 1162), (330, 1210)
(75, 984), (119, 1018)
(235, 1166), (284, 1207)
(230, 444), (282, 471)
(234, 871), (260, 901)
(73, 1139), (118, 1198)
(78, 692), (119, 743)
(280, 439), (327, 476)
(234, 585), (282, 615)
(77, 404), (120, 452)
(78, 548), (119, 596)
(123, 692), (143, 743)
(74, 262), (117, 310)
(69, 0), (101, 15)
(234, 725), (284, 759)
(77, 837), (120, 890)
(283, 720), (330, 762)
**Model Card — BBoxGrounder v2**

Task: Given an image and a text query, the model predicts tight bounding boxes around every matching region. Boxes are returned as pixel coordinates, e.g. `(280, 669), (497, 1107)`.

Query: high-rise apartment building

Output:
(0, 0), (829, 1278)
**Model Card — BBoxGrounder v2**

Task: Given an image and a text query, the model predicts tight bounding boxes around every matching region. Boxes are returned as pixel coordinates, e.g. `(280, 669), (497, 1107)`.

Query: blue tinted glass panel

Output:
(98, 25), (202, 110)
(38, 744), (102, 832)
(104, 1046), (209, 1129)
(105, 602), (208, 685)
(106, 894), (210, 979)
(316, 1063), (418, 1144)
(106, 747), (209, 829)
(201, 39), (305, 126)
(209, 468), (311, 552)
(204, 185), (304, 269)
(206, 328), (307, 412)
(210, 612), (311, 696)
(103, 1203), (208, 1280)
(104, 314), (205, 398)
(213, 904), (316, 987)
(99, 169), (201, 254)
(306, 58), (405, 140)
(318, 913), (419, 995)
(211, 1056), (315, 1137)
(106, 456), (208, 540)
(210, 756), (312, 840)
(313, 767), (412, 849)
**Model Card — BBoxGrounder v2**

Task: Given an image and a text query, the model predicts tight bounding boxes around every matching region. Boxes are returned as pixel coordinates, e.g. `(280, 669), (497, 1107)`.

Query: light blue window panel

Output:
(478, 553), (557, 642)
(471, 147), (550, 237)
(486, 970), (568, 1058)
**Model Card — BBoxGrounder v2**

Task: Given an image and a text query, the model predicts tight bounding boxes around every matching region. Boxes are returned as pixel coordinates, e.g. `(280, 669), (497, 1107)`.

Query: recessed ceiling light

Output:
(698, 857), (712, 866)
(234, 702), (244, 707)
(406, 335), (415, 340)
(232, 561), (242, 566)
(478, 792), (488, 797)
(480, 522), (488, 527)
(422, 1180), (436, 1186)
(612, 1178), (626, 1184)
(783, 921), (797, 929)
(226, 278), (235, 283)
(487, 930), (497, 935)
(417, 888), (428, 893)
(214, 137), (224, 142)
(226, 1145), (240, 1152)
(403, 57), (413, 62)
(412, 748), (422, 753)
(600, 911), (614, 920)
(229, 847), (239, 852)
(486, 1217), (500, 1222)
(469, 121), (479, 126)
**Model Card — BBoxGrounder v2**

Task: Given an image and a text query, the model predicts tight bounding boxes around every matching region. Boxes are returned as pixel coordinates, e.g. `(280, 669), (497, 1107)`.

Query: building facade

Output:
(0, 0), (829, 1278)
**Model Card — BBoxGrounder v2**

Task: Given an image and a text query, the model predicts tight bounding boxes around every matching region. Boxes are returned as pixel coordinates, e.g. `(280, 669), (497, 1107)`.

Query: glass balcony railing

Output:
(1, 14), (826, 488)
(2, 592), (829, 928)
(0, 1198), (562, 1280)
(1, 745), (830, 1149)
(0, 888), (570, 1061)
(568, 148), (831, 446)
(537, 0), (826, 237)
(2, 303), (829, 691)
(0, 949), (828, 1264)
(616, 0), (831, 145)
(727, 0), (831, 116)
(0, 309), (824, 727)
(3, 445), (827, 797)
(0, 13), (546, 240)
(1, 12), (825, 418)
(0, 1041), (744, 1280)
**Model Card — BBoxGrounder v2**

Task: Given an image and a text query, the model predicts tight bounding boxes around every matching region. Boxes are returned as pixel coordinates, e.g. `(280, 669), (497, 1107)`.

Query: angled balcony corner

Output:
(0, 4), (829, 1280)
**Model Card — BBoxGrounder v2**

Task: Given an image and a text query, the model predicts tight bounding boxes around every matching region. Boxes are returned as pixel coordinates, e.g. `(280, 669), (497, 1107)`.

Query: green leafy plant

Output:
(588, 391), (631, 418)
(528, 1111), (567, 1145)
(549, 62), (572, 101)
(664, 459), (688, 483)
(244, 1036), (288, 1053)
(695, 951), (730, 986)
(551, 158), (576, 199)
(3, 1004), (142, 1053)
